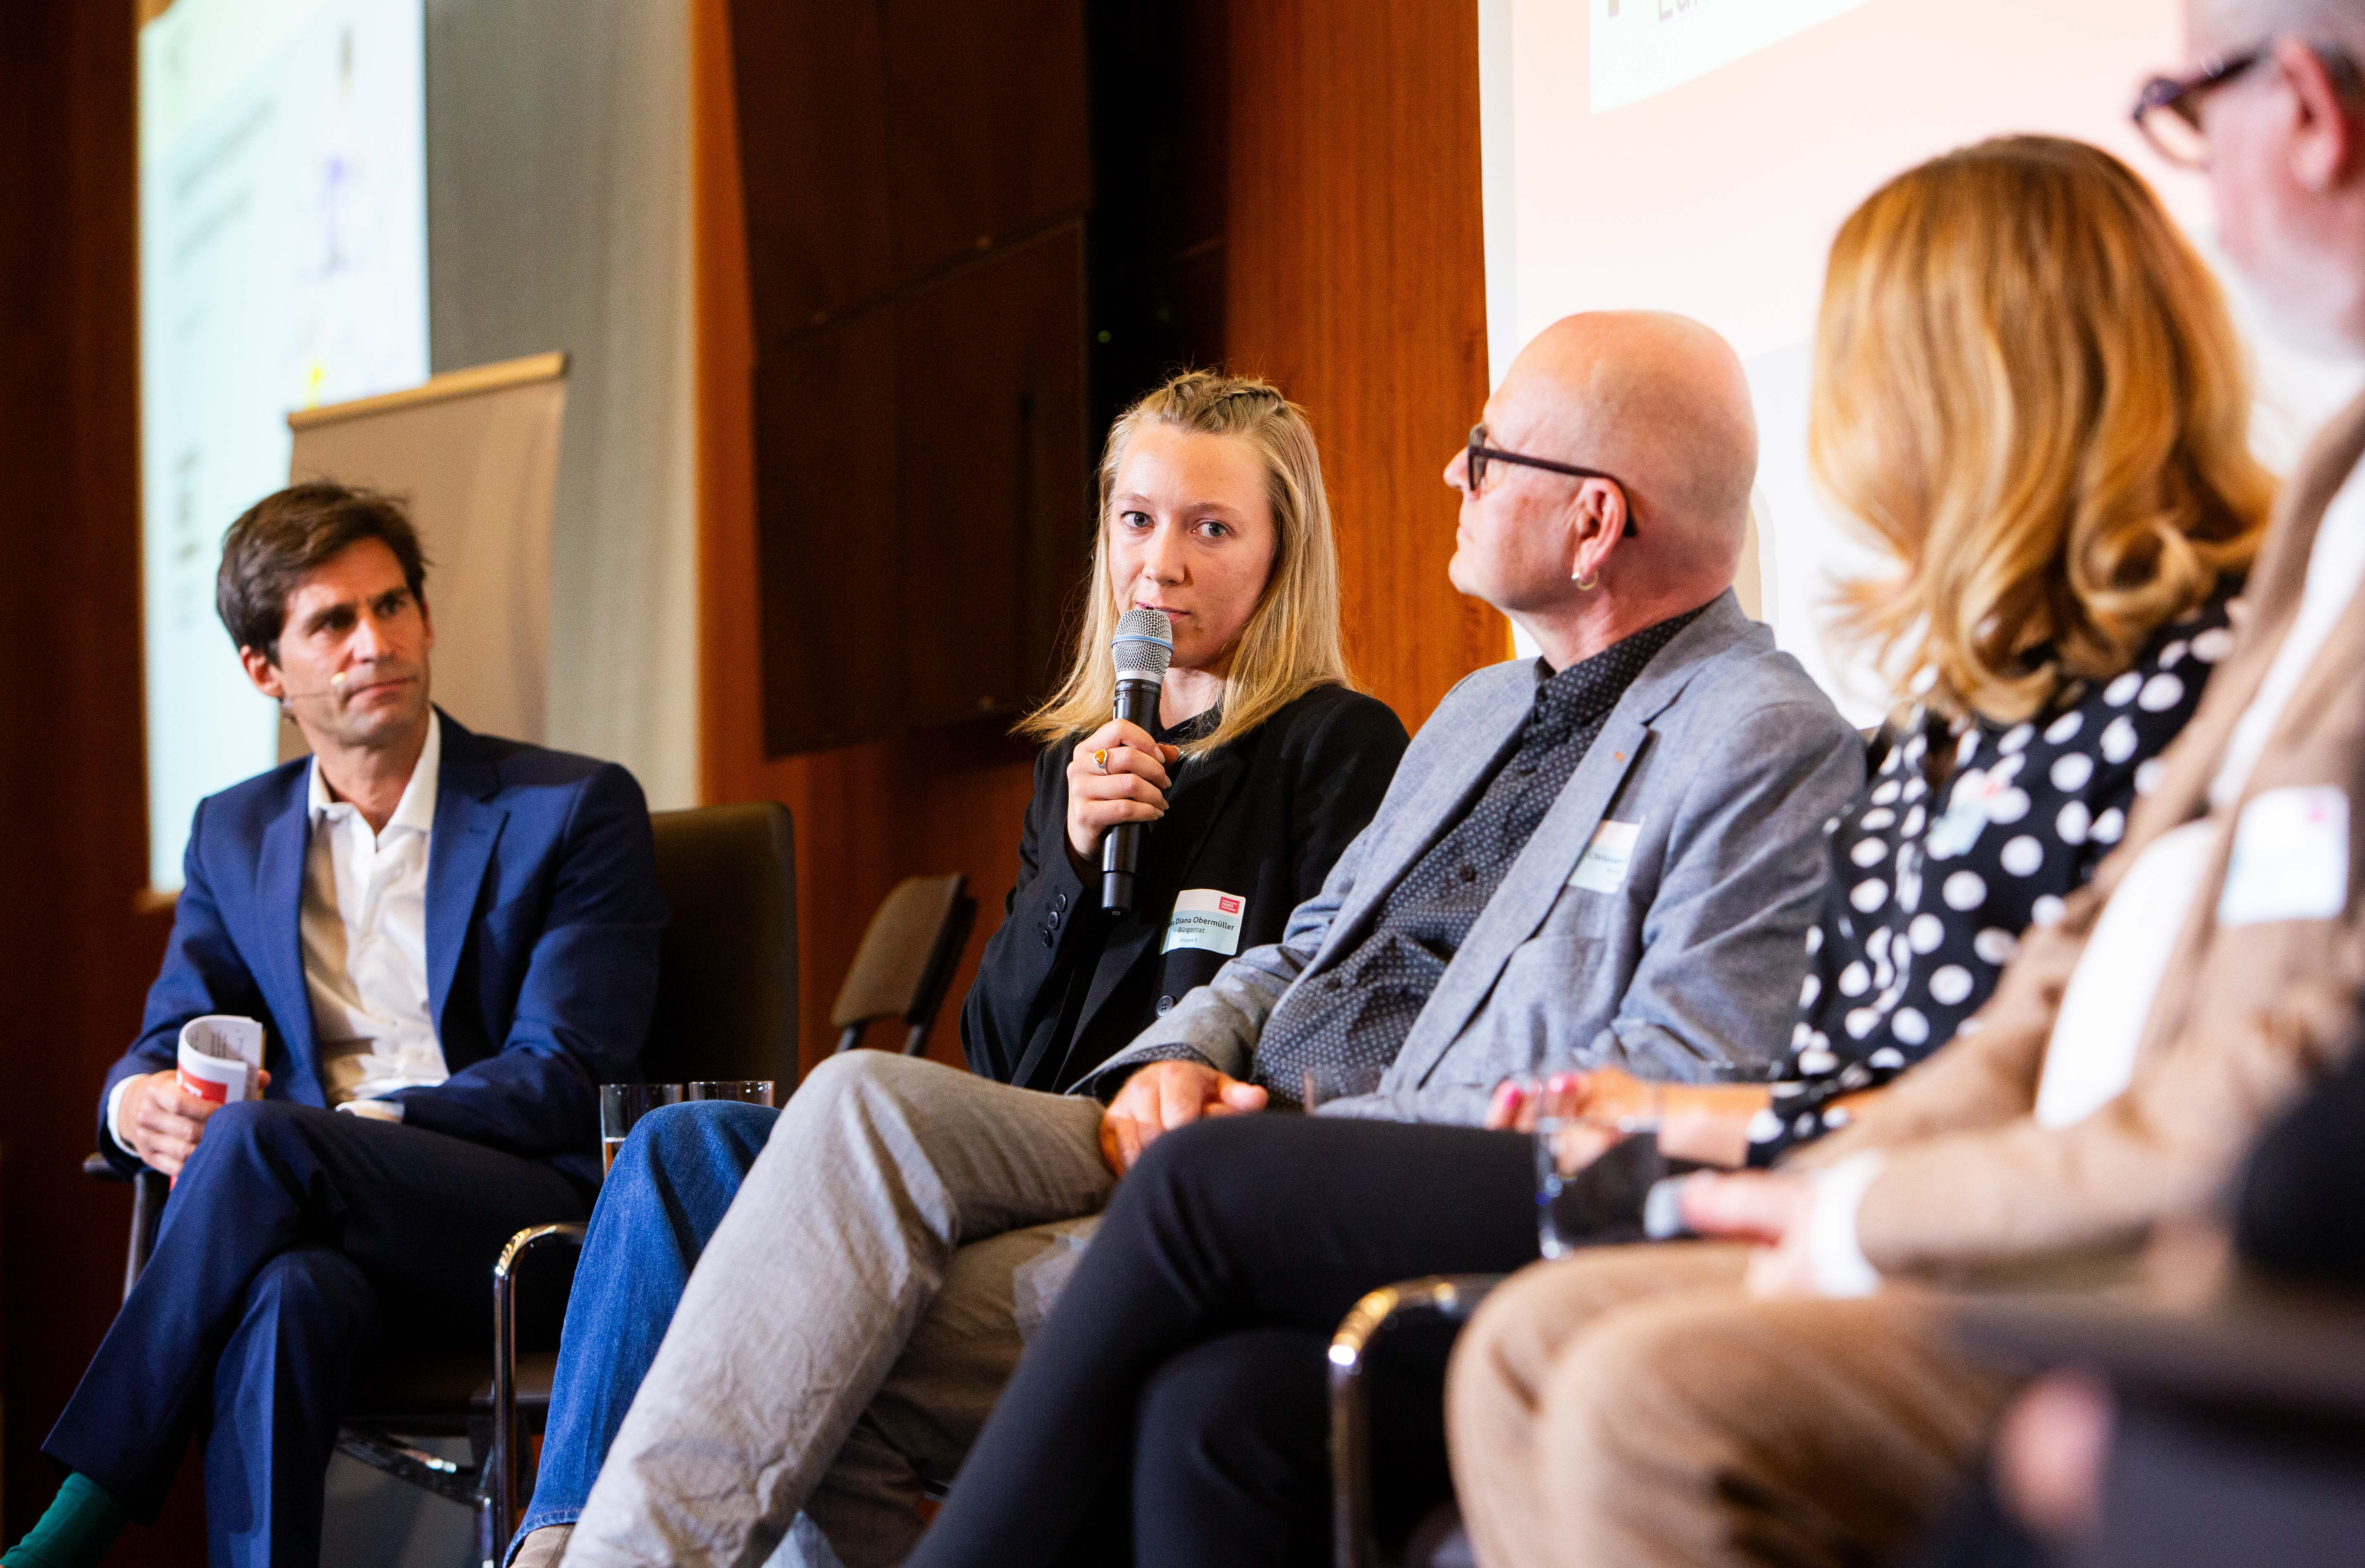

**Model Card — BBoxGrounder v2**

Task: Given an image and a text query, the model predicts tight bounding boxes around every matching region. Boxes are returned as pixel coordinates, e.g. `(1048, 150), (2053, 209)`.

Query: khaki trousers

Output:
(1446, 1244), (2008, 1568)
(563, 1051), (1114, 1568)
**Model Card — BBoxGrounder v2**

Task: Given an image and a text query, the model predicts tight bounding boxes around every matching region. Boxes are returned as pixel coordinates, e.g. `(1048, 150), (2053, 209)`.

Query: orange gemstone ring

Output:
(1094, 748), (1110, 774)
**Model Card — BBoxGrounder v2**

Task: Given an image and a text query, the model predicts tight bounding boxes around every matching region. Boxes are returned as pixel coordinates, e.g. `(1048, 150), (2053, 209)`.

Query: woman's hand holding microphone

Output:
(1066, 720), (1182, 866)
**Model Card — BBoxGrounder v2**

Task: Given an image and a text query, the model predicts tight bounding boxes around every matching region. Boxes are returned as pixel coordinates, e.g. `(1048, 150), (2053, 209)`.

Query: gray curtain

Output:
(425, 0), (698, 808)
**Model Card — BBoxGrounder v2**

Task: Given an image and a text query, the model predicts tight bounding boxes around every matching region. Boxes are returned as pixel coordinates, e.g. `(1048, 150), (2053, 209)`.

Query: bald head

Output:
(1491, 312), (1758, 590)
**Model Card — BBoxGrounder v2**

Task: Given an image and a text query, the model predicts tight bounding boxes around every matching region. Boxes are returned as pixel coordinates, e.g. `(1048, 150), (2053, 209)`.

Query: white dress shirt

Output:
(110, 714), (449, 1149)
(1810, 463), (2365, 1294)
(303, 710), (450, 1107)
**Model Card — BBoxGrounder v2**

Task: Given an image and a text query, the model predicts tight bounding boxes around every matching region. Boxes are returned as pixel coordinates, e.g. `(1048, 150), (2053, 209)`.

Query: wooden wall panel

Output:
(0, 2), (199, 1554)
(1225, 0), (1507, 729)
(696, 0), (1039, 1078)
(696, 0), (1500, 1070)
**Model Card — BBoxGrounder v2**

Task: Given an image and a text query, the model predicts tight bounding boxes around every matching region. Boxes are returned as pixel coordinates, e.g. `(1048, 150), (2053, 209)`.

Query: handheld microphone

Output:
(1101, 607), (1174, 915)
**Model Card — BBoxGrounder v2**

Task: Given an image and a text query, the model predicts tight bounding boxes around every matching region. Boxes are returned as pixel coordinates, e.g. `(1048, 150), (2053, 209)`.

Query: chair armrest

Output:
(1330, 1275), (1505, 1568)
(1956, 1283), (2365, 1425)
(490, 1223), (588, 1548)
(83, 1151), (128, 1184)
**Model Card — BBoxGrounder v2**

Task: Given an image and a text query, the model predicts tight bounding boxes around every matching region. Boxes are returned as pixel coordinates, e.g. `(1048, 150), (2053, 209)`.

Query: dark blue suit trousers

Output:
(48, 1104), (585, 1566)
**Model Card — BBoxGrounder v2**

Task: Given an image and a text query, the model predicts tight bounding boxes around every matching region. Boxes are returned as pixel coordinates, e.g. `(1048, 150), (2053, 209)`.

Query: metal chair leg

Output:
(1329, 1275), (1505, 1568)
(125, 1168), (166, 1302)
(491, 1223), (587, 1551)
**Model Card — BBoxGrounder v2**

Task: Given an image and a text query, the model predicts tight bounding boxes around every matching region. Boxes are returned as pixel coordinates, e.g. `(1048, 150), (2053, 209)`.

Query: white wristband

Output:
(337, 1098), (405, 1124)
(1805, 1152), (1887, 1298)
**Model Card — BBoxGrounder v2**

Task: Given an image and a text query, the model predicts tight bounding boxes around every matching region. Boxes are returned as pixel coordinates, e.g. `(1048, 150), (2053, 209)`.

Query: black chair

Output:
(1958, 1286), (2365, 1567)
(830, 873), (976, 1057)
(84, 800), (799, 1560)
(1330, 1274), (1502, 1568)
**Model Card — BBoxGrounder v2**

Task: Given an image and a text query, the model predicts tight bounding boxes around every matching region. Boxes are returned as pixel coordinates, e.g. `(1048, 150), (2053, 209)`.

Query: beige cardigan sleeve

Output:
(1849, 928), (2365, 1278)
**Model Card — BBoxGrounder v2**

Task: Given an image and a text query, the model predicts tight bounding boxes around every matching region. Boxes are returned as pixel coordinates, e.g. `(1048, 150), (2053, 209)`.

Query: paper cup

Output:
(177, 1014), (265, 1105)
(176, 1047), (249, 1106)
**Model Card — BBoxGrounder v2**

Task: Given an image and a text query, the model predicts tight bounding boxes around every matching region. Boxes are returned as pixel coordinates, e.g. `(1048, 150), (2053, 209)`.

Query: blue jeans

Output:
(509, 1100), (779, 1559)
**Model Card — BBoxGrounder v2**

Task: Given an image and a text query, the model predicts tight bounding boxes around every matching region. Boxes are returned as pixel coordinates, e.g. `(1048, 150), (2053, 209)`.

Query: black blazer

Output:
(962, 684), (1410, 1093)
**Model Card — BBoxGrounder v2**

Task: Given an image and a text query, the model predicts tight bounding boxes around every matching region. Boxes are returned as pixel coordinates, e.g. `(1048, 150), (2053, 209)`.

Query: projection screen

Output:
(139, 0), (428, 889)
(1480, 0), (2365, 719)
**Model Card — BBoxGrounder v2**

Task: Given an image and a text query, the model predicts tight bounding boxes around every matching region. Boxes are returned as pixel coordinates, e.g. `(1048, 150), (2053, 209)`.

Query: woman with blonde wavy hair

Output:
(499, 369), (1406, 1568)
(1481, 135), (2274, 1168)
(1728, 132), (2274, 1160)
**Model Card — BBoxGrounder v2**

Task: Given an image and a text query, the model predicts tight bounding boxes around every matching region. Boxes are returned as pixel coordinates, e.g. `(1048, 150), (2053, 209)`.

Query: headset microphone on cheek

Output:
(277, 671), (353, 707)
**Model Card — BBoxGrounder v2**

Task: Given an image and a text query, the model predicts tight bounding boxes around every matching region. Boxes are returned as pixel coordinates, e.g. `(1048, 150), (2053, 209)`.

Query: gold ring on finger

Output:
(1094, 748), (1110, 774)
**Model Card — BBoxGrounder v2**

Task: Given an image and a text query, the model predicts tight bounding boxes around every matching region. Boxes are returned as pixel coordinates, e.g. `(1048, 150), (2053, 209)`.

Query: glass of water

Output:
(686, 1080), (777, 1107)
(1300, 1063), (1385, 1112)
(599, 1082), (685, 1177)
(1534, 1077), (1661, 1258)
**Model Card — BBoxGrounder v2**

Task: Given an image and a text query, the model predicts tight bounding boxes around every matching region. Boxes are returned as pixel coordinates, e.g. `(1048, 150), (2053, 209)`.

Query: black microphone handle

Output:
(1101, 678), (1162, 914)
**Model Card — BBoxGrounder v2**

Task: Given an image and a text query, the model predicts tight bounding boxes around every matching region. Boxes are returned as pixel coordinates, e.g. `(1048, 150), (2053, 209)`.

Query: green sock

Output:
(3, 1473), (128, 1568)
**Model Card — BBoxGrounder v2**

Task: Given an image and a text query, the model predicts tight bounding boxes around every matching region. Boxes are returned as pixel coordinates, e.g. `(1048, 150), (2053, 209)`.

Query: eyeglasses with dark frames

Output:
(2131, 50), (2264, 168)
(1465, 424), (1640, 537)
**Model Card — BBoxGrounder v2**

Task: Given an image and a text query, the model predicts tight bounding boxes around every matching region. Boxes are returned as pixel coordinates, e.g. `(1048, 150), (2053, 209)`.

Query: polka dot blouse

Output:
(1745, 583), (2241, 1165)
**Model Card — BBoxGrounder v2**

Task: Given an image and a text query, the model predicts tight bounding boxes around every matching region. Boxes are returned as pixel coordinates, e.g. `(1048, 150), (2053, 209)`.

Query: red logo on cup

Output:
(1219, 896), (1240, 914)
(177, 1068), (230, 1106)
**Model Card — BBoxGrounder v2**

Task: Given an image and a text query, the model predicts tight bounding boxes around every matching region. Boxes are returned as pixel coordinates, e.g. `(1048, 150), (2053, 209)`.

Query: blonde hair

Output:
(1811, 135), (2272, 724)
(1019, 369), (1358, 755)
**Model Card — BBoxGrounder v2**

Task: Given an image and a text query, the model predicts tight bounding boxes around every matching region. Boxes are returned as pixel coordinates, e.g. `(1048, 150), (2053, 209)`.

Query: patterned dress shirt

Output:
(1249, 607), (1705, 1106)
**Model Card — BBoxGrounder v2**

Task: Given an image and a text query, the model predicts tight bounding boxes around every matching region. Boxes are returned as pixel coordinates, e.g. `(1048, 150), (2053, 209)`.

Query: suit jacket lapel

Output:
(2115, 389), (2365, 870)
(257, 768), (319, 1091)
(1309, 680), (1532, 973)
(1388, 716), (1652, 1091)
(2054, 391), (2365, 1085)
(1386, 593), (1745, 1089)
(427, 718), (508, 1042)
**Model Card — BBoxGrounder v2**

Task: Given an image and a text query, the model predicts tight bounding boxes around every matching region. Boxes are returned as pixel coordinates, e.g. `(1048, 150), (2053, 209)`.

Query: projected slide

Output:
(1482, 0), (2360, 717)
(1592, 0), (1875, 112)
(139, 0), (427, 889)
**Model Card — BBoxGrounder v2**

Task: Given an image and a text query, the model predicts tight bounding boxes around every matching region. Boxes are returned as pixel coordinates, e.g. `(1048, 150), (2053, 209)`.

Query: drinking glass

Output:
(686, 1080), (778, 1107)
(599, 1082), (684, 1177)
(1300, 1062), (1385, 1112)
(1534, 1077), (1661, 1258)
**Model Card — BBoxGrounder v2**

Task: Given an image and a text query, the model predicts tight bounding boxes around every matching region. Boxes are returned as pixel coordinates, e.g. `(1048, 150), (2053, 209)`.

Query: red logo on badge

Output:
(1219, 896), (1240, 914)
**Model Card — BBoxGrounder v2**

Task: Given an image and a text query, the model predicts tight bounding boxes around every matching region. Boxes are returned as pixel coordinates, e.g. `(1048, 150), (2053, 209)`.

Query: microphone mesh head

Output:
(1111, 607), (1174, 683)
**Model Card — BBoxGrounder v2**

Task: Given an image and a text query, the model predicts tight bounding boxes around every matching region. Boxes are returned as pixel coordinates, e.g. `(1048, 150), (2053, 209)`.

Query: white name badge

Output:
(1569, 820), (1643, 894)
(1163, 888), (1247, 956)
(2218, 786), (2349, 928)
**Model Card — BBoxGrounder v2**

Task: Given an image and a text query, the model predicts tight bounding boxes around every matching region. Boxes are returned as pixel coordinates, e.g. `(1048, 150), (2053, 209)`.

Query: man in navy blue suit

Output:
(7, 482), (664, 1568)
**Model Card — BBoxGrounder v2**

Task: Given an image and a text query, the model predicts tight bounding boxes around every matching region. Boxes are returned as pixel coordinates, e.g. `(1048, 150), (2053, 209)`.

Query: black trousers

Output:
(906, 1113), (1545, 1568)
(46, 1101), (587, 1568)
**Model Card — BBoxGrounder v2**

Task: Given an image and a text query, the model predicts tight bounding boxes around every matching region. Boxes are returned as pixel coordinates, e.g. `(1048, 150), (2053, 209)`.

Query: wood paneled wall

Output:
(693, 0), (1044, 1079)
(694, 0), (1500, 1077)
(0, 3), (199, 1553)
(1225, 0), (1505, 724)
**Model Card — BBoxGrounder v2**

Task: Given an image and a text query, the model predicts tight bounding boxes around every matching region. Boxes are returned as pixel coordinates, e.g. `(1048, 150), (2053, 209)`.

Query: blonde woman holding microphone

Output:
(503, 369), (1407, 1568)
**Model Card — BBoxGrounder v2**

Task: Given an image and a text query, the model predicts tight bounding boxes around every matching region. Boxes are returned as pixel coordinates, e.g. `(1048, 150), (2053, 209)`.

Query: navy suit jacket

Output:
(100, 711), (665, 1190)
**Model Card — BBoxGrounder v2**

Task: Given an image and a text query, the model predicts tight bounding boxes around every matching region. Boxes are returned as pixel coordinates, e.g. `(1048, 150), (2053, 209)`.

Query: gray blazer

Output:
(1077, 591), (1866, 1125)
